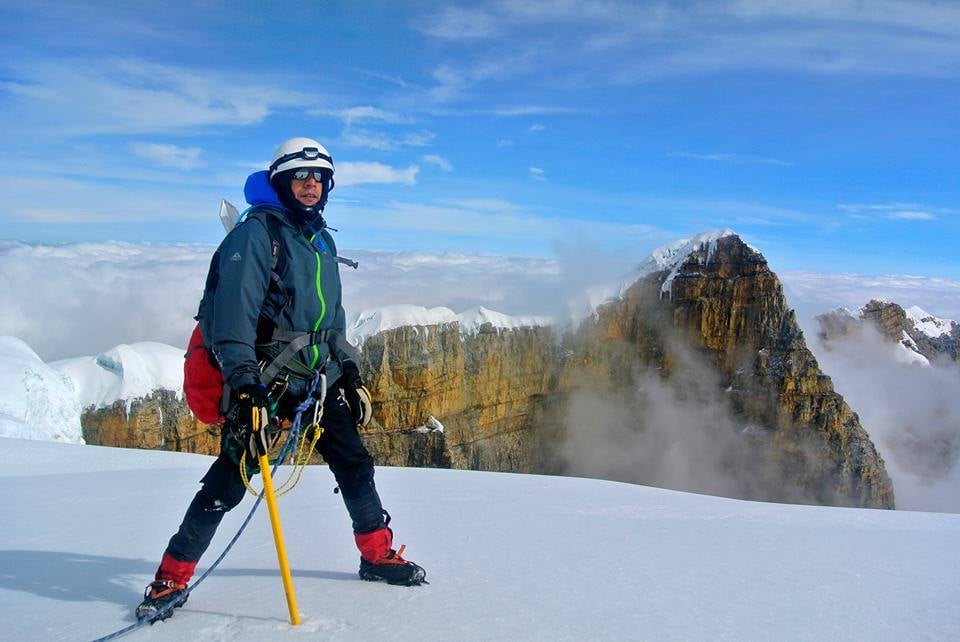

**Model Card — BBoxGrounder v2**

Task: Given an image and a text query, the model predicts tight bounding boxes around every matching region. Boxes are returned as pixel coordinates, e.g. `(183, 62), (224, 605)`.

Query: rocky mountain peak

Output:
(818, 299), (959, 364)
(572, 232), (893, 508)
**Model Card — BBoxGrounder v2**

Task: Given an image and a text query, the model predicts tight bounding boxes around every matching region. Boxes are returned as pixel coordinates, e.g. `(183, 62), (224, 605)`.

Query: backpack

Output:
(183, 324), (224, 424)
(182, 210), (287, 425)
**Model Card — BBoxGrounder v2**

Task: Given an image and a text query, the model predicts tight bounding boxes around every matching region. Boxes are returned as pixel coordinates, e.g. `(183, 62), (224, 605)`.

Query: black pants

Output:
(164, 384), (385, 564)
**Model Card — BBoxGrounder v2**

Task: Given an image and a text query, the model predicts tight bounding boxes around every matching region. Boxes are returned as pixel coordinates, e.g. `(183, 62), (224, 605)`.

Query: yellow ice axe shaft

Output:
(253, 408), (301, 626)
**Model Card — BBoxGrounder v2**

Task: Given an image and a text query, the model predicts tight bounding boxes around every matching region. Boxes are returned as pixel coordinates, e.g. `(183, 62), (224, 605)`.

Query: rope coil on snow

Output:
(91, 374), (322, 642)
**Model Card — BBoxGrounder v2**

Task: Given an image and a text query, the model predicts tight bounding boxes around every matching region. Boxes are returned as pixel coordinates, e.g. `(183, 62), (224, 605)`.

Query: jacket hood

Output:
(244, 171), (282, 208)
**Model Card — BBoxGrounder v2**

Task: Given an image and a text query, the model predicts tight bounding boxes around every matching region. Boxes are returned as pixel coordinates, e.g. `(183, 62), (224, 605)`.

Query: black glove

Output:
(234, 383), (270, 462)
(340, 361), (372, 428)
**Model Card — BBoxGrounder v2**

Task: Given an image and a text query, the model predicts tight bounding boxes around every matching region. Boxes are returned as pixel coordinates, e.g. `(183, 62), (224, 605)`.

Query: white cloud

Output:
(416, 0), (960, 98)
(403, 130), (436, 146)
(0, 241), (209, 360)
(315, 105), (410, 125)
(0, 175), (229, 224)
(667, 151), (792, 166)
(129, 142), (204, 170)
(492, 106), (577, 116)
(334, 200), (662, 250)
(340, 128), (435, 151)
(447, 199), (524, 212)
(339, 128), (396, 151)
(838, 203), (950, 221)
(354, 69), (414, 89)
(890, 211), (937, 221)
(0, 58), (310, 136)
(422, 154), (453, 172)
(336, 162), (419, 186)
(0, 241), (563, 360)
(497, 139), (515, 147)
(529, 167), (546, 181)
(421, 6), (500, 39)
(428, 53), (540, 103)
(529, 123), (545, 132)
(782, 271), (960, 322)
(726, 0), (960, 39)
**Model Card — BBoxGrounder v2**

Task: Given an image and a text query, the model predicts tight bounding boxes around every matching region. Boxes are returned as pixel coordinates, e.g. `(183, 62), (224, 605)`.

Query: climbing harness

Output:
(90, 372), (323, 642)
(240, 374), (327, 497)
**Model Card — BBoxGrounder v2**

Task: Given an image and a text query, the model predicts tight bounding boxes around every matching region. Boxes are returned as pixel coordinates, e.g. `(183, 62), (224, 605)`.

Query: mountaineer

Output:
(136, 137), (426, 622)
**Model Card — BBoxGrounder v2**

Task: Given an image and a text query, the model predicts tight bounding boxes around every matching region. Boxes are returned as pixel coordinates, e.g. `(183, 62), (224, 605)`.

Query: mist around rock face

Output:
(812, 313), (960, 513)
(537, 232), (894, 510)
(558, 337), (830, 506)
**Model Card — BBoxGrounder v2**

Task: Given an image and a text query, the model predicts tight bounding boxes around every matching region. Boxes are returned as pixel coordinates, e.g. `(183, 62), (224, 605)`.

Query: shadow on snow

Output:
(0, 549), (356, 609)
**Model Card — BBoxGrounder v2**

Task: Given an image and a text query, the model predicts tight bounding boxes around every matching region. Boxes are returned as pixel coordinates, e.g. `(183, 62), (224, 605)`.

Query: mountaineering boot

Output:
(355, 525), (427, 586)
(358, 545), (427, 586)
(135, 552), (197, 621)
(135, 579), (189, 622)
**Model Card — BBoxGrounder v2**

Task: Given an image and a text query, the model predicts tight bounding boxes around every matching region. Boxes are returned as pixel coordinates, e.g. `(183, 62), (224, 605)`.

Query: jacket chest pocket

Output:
(284, 249), (338, 323)
(318, 252), (340, 294)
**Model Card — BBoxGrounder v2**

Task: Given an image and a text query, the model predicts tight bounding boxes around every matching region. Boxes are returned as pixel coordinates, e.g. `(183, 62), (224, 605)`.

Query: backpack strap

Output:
(247, 207), (287, 283)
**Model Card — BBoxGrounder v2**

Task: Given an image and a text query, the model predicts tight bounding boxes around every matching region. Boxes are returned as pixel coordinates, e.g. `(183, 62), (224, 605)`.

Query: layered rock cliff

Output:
(80, 231), (894, 508)
(82, 390), (219, 454)
(357, 319), (561, 472)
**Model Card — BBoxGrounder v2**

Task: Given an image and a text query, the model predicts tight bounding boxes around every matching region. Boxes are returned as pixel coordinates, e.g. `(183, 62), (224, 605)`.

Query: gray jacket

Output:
(197, 206), (355, 393)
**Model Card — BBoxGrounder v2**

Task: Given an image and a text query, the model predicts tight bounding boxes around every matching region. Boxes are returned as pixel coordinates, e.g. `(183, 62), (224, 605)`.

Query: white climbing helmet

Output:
(268, 137), (335, 179)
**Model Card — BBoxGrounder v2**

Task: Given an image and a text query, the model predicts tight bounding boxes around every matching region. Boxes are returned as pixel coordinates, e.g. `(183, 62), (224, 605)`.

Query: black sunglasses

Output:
(291, 168), (328, 181)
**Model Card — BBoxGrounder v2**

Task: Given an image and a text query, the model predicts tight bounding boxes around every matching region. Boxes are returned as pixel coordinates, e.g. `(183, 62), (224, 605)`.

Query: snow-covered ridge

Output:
(457, 306), (553, 336)
(51, 342), (184, 412)
(0, 338), (185, 444)
(347, 304), (553, 346)
(0, 337), (83, 443)
(906, 305), (956, 338)
(896, 331), (930, 366)
(640, 228), (737, 296)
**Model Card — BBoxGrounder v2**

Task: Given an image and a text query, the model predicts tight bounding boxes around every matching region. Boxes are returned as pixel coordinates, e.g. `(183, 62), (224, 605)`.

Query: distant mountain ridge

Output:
(6, 231), (895, 509)
(817, 300), (960, 365)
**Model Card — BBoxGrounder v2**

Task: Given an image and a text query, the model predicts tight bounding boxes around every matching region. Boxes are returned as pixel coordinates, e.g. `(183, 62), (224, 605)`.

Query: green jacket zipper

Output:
(302, 231), (327, 368)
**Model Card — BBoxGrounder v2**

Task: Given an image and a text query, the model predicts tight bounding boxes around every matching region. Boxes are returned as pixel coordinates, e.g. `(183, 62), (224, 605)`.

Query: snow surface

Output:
(347, 304), (552, 346)
(906, 305), (956, 339)
(456, 306), (552, 336)
(0, 437), (957, 641)
(897, 331), (930, 366)
(348, 305), (460, 345)
(643, 229), (736, 297)
(51, 342), (184, 412)
(0, 337), (82, 443)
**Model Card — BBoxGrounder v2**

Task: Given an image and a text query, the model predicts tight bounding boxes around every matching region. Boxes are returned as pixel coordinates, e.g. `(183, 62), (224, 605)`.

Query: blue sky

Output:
(1, 1), (958, 278)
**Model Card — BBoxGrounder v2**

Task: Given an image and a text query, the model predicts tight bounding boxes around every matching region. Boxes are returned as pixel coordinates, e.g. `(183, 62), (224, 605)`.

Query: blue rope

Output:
(91, 374), (321, 642)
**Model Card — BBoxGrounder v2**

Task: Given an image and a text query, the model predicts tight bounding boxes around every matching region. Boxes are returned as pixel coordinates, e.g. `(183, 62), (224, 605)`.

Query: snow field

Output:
(0, 438), (957, 641)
